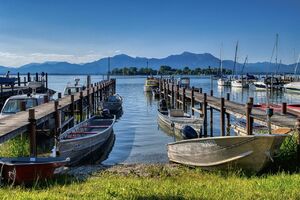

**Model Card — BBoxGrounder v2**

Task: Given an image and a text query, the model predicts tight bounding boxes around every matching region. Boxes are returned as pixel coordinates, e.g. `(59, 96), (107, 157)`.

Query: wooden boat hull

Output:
(0, 157), (68, 184)
(58, 116), (115, 166)
(157, 111), (202, 134)
(167, 135), (288, 172)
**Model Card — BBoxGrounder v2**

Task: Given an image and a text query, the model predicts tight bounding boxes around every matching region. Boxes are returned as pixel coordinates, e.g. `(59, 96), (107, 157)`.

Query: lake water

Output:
(47, 75), (300, 165)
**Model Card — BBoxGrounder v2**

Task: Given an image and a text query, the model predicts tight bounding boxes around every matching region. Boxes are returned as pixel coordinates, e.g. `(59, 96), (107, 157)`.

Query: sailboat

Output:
(217, 45), (231, 86)
(231, 42), (248, 88)
(250, 34), (282, 90)
(284, 54), (300, 92)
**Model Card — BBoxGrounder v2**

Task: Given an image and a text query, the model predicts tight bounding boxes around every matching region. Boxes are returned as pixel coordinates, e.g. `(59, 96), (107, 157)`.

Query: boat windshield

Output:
(146, 80), (158, 86)
(64, 87), (81, 95)
(1, 99), (37, 114)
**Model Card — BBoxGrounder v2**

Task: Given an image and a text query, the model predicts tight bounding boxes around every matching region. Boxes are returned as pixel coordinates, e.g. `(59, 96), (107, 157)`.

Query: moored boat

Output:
(284, 82), (300, 93)
(101, 94), (123, 113)
(63, 78), (85, 95)
(0, 157), (69, 184)
(177, 77), (190, 88)
(144, 77), (159, 92)
(217, 77), (231, 86)
(58, 115), (115, 166)
(157, 100), (202, 135)
(167, 134), (288, 172)
(231, 79), (248, 88)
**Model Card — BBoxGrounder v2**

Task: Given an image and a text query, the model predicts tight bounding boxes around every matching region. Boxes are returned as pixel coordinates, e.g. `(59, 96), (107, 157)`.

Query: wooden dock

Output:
(159, 78), (298, 136)
(0, 79), (116, 149)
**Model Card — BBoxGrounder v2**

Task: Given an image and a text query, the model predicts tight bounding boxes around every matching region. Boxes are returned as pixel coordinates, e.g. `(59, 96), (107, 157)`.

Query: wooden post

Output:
(92, 87), (95, 115)
(20, 101), (26, 111)
(45, 73), (48, 89)
(58, 92), (62, 99)
(35, 72), (38, 82)
(226, 93), (231, 135)
(87, 75), (91, 89)
(203, 93), (208, 137)
(23, 77), (27, 86)
(159, 79), (163, 99)
(28, 109), (37, 157)
(199, 88), (202, 94)
(79, 91), (83, 122)
(171, 84), (174, 108)
(191, 87), (195, 115)
(246, 102), (253, 135)
(17, 72), (20, 86)
(209, 90), (214, 137)
(182, 88), (186, 112)
(43, 95), (49, 103)
(282, 102), (287, 115)
(220, 97), (225, 136)
(70, 94), (75, 125)
(27, 72), (31, 82)
(176, 84), (179, 109)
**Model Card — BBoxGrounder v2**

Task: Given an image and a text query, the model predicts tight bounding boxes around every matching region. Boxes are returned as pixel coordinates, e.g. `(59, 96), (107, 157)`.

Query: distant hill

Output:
(0, 52), (297, 74)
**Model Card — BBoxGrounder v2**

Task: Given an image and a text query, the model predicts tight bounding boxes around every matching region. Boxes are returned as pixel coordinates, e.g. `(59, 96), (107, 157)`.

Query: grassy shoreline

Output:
(0, 164), (300, 200)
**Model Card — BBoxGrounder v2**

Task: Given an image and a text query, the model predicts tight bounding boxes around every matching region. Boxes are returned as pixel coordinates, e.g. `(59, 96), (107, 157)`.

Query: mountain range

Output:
(0, 52), (297, 74)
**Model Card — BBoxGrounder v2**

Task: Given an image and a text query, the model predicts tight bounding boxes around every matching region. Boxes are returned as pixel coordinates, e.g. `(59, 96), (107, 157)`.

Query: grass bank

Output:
(0, 164), (300, 200)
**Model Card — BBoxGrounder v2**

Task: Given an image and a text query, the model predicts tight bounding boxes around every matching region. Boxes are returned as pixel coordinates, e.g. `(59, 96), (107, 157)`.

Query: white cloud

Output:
(0, 52), (105, 67)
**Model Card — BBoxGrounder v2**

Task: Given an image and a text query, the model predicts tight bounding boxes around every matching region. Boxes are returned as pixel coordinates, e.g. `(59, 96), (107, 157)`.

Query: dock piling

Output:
(220, 97), (225, 136)
(28, 109), (37, 157)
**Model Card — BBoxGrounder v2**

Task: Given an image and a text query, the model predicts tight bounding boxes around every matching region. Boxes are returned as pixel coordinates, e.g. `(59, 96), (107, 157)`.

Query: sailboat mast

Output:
(219, 45), (223, 75)
(241, 55), (248, 75)
(233, 41), (239, 75)
(275, 33), (279, 72)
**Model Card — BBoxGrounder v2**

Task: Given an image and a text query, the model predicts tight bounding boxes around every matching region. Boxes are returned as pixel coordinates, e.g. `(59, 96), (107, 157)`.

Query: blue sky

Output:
(0, 0), (299, 66)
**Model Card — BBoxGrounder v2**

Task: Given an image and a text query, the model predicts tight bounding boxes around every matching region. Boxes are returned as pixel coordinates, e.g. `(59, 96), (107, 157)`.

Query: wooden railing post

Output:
(203, 93), (207, 137)
(220, 97), (225, 136)
(246, 102), (253, 135)
(191, 87), (195, 115)
(28, 109), (37, 157)
(226, 93), (231, 135)
(282, 102), (287, 115)
(182, 88), (186, 112)
(79, 91), (83, 122)
(176, 84), (179, 109)
(17, 72), (20, 86)
(71, 94), (75, 125)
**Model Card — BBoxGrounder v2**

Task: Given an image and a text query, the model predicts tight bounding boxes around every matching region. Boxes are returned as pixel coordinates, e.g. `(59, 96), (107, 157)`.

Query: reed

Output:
(0, 134), (29, 157)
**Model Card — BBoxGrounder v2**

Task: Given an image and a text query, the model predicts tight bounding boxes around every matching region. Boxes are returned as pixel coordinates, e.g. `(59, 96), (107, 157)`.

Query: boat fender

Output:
(181, 125), (198, 139)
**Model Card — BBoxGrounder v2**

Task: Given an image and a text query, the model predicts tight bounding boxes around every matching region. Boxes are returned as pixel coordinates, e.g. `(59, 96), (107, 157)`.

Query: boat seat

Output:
(170, 109), (184, 117)
(81, 125), (110, 128)
(71, 132), (98, 134)
(272, 128), (292, 135)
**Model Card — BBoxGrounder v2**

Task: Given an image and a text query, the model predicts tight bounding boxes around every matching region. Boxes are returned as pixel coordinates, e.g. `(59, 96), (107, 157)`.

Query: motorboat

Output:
(167, 134), (288, 172)
(63, 78), (85, 95)
(231, 79), (248, 88)
(157, 100), (202, 134)
(144, 77), (159, 92)
(284, 82), (300, 93)
(217, 77), (231, 86)
(177, 77), (190, 88)
(101, 94), (123, 113)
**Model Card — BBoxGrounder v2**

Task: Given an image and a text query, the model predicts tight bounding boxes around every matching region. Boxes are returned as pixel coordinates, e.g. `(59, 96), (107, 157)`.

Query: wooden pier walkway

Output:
(160, 78), (298, 133)
(0, 79), (116, 144)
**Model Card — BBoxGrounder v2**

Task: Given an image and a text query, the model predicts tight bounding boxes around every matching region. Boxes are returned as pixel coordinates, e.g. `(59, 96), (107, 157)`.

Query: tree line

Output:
(111, 66), (232, 75)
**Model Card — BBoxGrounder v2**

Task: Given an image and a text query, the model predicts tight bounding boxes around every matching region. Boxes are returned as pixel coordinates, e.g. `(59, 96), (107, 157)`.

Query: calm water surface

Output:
(47, 75), (300, 164)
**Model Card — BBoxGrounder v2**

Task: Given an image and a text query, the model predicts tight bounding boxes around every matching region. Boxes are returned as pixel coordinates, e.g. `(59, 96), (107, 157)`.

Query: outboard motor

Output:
(181, 125), (198, 139)
(159, 99), (168, 115)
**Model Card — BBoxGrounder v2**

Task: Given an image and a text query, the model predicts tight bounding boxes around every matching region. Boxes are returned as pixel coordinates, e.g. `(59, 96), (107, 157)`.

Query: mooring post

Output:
(203, 93), (208, 137)
(45, 73), (48, 89)
(191, 87), (195, 115)
(70, 94), (75, 125)
(246, 102), (253, 135)
(182, 87), (186, 112)
(100, 85), (103, 101)
(58, 92), (62, 99)
(220, 97), (225, 136)
(199, 88), (202, 94)
(171, 84), (174, 108)
(87, 89), (91, 118)
(87, 75), (91, 89)
(27, 72), (31, 82)
(226, 93), (231, 135)
(28, 109), (37, 157)
(24, 77), (27, 86)
(20, 101), (26, 111)
(209, 90), (214, 137)
(79, 91), (83, 122)
(176, 84), (179, 109)
(17, 72), (20, 86)
(35, 72), (38, 82)
(92, 87), (95, 115)
(282, 102), (287, 115)
(43, 95), (49, 103)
